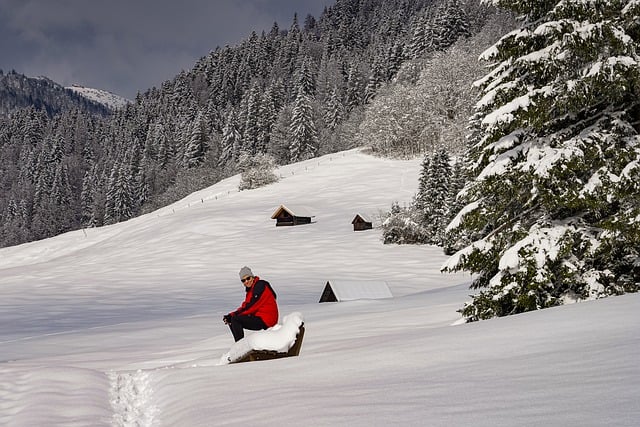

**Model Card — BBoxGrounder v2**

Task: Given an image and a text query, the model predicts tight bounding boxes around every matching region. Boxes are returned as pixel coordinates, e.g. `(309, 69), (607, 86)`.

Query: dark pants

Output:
(228, 315), (268, 342)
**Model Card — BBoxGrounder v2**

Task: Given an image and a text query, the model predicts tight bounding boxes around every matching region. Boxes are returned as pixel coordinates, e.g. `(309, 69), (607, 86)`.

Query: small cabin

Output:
(319, 280), (393, 303)
(352, 214), (373, 231)
(271, 204), (314, 226)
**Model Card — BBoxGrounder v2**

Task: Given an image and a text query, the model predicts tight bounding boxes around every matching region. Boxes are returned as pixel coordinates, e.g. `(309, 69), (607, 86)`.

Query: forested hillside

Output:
(0, 70), (111, 117)
(0, 0), (508, 248)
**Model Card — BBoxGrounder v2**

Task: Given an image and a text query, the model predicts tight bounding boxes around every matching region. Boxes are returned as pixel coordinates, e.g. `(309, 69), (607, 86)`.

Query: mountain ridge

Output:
(0, 70), (112, 116)
(66, 84), (130, 110)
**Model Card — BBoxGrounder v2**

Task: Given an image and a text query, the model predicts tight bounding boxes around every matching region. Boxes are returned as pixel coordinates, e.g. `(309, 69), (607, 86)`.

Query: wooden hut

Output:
(352, 214), (373, 231)
(319, 280), (393, 303)
(271, 204), (314, 226)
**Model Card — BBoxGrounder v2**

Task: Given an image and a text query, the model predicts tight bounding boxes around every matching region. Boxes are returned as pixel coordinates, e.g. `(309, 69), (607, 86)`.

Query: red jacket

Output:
(231, 277), (279, 327)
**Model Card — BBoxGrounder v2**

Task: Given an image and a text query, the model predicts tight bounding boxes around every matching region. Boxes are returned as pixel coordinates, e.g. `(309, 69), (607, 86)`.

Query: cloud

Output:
(0, 0), (333, 99)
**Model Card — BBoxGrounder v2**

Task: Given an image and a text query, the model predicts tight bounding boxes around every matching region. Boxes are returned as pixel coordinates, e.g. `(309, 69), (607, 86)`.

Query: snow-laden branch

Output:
(481, 86), (554, 128)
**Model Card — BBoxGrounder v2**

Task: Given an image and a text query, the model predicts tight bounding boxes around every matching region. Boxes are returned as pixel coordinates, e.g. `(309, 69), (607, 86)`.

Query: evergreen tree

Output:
(294, 57), (316, 96)
(289, 87), (318, 162)
(443, 0), (640, 321)
(382, 201), (403, 244)
(421, 149), (452, 244)
(442, 158), (468, 254)
(32, 148), (54, 210)
(414, 154), (431, 213)
(23, 107), (46, 146)
(385, 41), (405, 80)
(364, 55), (386, 104)
(183, 112), (209, 168)
(324, 87), (344, 131)
(49, 132), (65, 164)
(104, 163), (134, 224)
(50, 162), (72, 207)
(408, 12), (430, 59)
(345, 64), (364, 112)
(48, 162), (75, 233)
(242, 82), (262, 154)
(269, 106), (293, 164)
(219, 111), (242, 167)
(432, 0), (470, 51)
(80, 167), (97, 226)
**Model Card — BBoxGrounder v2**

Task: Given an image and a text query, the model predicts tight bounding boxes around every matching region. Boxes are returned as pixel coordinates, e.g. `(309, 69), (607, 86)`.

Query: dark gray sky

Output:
(0, 0), (334, 99)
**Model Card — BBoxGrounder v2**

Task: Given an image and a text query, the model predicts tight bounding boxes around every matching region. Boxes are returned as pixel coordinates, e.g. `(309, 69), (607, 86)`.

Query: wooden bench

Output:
(232, 323), (305, 364)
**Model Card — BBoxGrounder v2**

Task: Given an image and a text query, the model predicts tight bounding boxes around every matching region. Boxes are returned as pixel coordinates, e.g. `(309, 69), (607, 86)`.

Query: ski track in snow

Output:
(108, 357), (220, 426)
(106, 322), (295, 426)
(109, 370), (158, 427)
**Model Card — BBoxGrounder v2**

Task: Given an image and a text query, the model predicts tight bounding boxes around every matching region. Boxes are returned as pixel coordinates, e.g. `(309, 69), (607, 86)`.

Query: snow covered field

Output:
(1, 148), (638, 426)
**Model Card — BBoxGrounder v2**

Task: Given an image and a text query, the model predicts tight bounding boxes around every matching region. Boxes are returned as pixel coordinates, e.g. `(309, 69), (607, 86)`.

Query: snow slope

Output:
(0, 148), (638, 426)
(66, 84), (130, 109)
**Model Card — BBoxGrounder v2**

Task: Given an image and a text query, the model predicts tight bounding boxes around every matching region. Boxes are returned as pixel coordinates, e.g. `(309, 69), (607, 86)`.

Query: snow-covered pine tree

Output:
(442, 158), (469, 254)
(80, 167), (96, 226)
(414, 154), (432, 213)
(218, 111), (241, 167)
(432, 0), (470, 51)
(242, 83), (262, 154)
(257, 86), (278, 154)
(420, 149), (452, 244)
(324, 87), (344, 130)
(80, 164), (107, 228)
(183, 112), (209, 168)
(289, 86), (318, 162)
(50, 162), (72, 208)
(295, 57), (316, 97)
(409, 12), (430, 59)
(104, 162), (133, 225)
(385, 41), (405, 80)
(153, 124), (172, 170)
(364, 55), (386, 104)
(48, 162), (74, 233)
(345, 64), (364, 112)
(268, 105), (293, 164)
(443, 0), (640, 321)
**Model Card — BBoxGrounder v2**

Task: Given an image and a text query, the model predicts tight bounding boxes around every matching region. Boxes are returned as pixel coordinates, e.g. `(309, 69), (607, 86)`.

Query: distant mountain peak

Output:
(66, 84), (130, 110)
(0, 71), (112, 117)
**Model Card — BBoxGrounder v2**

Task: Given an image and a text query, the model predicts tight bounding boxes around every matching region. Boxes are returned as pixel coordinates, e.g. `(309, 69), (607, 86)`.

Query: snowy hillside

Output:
(0, 148), (638, 426)
(66, 84), (130, 109)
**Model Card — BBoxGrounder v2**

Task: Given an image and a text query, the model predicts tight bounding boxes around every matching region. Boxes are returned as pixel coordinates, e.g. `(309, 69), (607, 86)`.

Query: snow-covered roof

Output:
(270, 204), (315, 219)
(352, 213), (372, 223)
(320, 280), (393, 302)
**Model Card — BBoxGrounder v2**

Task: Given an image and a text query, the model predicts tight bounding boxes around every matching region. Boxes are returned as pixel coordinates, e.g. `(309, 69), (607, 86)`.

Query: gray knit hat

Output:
(239, 266), (253, 279)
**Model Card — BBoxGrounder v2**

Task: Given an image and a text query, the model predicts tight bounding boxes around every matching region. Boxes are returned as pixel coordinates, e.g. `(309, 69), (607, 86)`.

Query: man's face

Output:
(241, 275), (253, 288)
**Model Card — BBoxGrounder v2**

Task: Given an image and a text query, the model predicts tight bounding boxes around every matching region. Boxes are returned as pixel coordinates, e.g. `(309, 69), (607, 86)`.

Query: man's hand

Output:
(223, 314), (231, 324)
